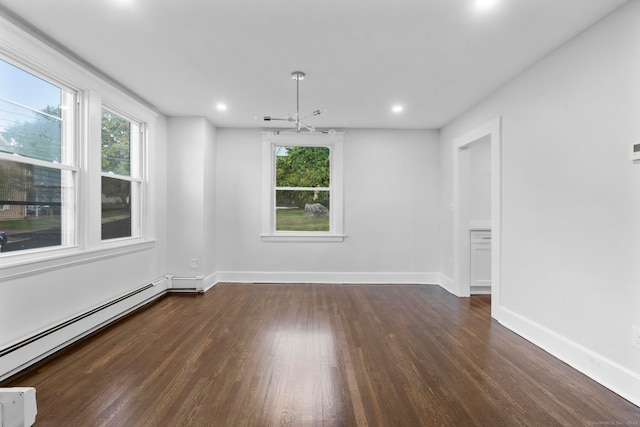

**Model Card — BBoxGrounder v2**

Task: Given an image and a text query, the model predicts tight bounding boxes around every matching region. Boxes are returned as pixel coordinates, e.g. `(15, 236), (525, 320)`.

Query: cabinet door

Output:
(470, 242), (491, 286)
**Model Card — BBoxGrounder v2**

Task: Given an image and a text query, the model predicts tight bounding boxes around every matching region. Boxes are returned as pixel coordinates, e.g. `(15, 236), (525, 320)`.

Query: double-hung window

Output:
(101, 109), (143, 240)
(0, 58), (76, 253)
(0, 22), (154, 263)
(262, 131), (344, 242)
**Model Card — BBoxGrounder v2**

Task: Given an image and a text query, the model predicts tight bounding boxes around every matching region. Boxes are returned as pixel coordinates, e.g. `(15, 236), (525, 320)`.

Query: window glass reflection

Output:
(101, 176), (131, 239)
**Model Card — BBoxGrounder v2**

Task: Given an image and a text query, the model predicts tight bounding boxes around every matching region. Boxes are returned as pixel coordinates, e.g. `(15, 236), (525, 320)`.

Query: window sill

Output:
(261, 234), (345, 243)
(0, 239), (157, 281)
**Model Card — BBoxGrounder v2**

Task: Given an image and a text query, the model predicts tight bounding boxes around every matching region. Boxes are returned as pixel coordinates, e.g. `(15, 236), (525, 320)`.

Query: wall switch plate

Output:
(632, 326), (640, 350)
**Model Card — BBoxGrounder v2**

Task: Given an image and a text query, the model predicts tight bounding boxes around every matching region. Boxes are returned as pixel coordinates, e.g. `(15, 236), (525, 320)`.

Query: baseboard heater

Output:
(167, 276), (204, 293)
(0, 283), (155, 359)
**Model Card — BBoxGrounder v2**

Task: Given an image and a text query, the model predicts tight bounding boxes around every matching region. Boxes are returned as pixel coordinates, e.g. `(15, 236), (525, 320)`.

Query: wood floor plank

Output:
(3, 284), (639, 426)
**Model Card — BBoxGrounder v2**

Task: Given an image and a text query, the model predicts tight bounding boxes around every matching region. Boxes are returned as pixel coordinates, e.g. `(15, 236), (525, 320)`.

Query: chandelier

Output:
(258, 71), (335, 135)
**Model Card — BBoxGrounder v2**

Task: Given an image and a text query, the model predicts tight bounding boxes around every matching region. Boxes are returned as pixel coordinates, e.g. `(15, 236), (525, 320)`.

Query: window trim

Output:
(0, 55), (78, 253)
(261, 131), (344, 242)
(0, 16), (158, 267)
(100, 107), (145, 241)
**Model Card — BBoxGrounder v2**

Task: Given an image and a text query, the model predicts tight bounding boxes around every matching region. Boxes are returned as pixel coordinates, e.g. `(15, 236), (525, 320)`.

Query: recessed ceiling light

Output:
(392, 105), (403, 113)
(475, 0), (498, 12)
(216, 103), (228, 111)
(112, 0), (134, 6)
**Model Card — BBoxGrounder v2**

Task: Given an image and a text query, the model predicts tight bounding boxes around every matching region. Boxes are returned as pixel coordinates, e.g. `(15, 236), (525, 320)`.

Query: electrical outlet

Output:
(190, 258), (198, 269)
(632, 326), (640, 350)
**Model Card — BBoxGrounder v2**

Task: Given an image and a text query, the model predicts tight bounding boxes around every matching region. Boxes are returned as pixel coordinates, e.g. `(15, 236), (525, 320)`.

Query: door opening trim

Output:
(452, 117), (502, 318)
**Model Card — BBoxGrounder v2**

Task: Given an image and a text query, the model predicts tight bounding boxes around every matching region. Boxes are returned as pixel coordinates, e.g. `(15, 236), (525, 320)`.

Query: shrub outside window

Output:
(275, 146), (331, 232)
(0, 58), (76, 253)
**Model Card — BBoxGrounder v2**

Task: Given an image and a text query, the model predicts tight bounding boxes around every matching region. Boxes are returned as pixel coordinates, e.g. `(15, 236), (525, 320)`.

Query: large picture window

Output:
(262, 132), (344, 242)
(101, 109), (142, 240)
(0, 58), (76, 253)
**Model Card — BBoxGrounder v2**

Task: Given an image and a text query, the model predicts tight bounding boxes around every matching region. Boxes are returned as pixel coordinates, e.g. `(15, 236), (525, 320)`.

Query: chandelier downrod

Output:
(292, 71), (305, 132)
(258, 71), (335, 135)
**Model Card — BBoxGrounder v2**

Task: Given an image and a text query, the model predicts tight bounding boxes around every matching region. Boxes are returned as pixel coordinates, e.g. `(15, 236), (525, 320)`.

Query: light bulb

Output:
(475, 0), (498, 12)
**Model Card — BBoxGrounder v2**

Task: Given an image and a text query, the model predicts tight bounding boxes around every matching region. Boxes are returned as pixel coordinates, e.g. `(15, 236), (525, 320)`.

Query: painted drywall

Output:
(439, 2), (640, 403)
(166, 117), (217, 281)
(0, 113), (168, 377)
(0, 14), (169, 379)
(203, 121), (218, 278)
(469, 135), (491, 223)
(153, 115), (169, 270)
(215, 128), (440, 282)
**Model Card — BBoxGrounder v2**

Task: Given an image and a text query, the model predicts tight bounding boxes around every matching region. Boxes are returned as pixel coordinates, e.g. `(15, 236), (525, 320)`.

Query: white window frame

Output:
(100, 107), (145, 241)
(0, 55), (78, 254)
(261, 131), (344, 242)
(0, 15), (157, 271)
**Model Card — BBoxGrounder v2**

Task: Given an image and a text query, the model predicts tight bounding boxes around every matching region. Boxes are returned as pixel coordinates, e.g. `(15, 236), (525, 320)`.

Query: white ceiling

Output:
(0, 0), (631, 130)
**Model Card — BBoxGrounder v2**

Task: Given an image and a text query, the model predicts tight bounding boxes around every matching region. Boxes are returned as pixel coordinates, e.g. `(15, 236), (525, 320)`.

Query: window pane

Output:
(0, 159), (63, 252)
(0, 59), (62, 117)
(275, 190), (330, 231)
(275, 146), (330, 188)
(101, 110), (131, 175)
(0, 98), (62, 162)
(101, 176), (131, 239)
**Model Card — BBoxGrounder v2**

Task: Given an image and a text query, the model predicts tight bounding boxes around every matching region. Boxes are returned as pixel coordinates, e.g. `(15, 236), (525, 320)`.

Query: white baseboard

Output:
(214, 271), (441, 285)
(437, 273), (457, 295)
(471, 285), (491, 295)
(495, 305), (640, 407)
(203, 272), (218, 292)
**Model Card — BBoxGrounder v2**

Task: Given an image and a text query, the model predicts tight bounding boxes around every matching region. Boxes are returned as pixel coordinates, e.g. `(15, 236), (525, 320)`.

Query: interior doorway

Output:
(452, 117), (501, 318)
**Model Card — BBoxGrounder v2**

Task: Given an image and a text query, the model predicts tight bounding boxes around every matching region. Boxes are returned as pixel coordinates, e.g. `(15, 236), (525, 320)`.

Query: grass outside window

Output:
(276, 208), (329, 232)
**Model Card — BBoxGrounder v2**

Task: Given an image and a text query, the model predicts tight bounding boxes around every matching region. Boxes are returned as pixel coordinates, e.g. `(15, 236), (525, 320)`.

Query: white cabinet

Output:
(470, 229), (491, 293)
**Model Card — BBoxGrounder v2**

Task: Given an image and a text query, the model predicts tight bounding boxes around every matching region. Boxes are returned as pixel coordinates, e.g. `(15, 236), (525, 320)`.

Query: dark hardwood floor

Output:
(3, 284), (639, 426)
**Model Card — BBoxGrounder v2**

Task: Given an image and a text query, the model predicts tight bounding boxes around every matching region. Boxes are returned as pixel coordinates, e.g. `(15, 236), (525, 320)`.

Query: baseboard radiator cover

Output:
(167, 275), (204, 293)
(0, 277), (168, 382)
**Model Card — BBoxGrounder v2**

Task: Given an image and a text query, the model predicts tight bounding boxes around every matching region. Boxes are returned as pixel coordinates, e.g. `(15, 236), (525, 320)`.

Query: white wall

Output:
(469, 135), (491, 223)
(215, 128), (441, 283)
(0, 114), (168, 379)
(439, 2), (640, 404)
(0, 15), (169, 380)
(203, 120), (218, 278)
(166, 117), (217, 288)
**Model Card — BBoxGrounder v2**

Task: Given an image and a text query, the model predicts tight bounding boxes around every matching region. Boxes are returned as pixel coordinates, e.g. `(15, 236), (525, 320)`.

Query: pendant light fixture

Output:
(258, 71), (336, 135)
